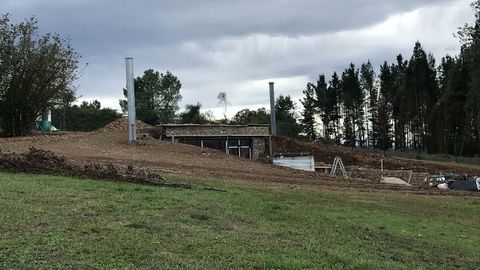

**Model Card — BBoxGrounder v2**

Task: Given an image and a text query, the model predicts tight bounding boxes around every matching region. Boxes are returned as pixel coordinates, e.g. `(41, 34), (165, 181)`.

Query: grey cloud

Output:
(3, 0), (471, 116)
(6, 0), (455, 53)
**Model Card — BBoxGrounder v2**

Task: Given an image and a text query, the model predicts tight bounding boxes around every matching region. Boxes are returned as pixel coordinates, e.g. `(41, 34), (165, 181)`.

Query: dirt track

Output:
(0, 130), (479, 196)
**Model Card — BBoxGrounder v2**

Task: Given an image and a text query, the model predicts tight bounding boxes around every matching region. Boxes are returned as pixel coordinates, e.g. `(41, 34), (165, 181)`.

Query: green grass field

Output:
(0, 172), (479, 269)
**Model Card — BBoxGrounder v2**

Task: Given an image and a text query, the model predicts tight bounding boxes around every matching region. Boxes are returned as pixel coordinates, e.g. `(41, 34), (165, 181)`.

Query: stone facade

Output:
(252, 137), (268, 159)
(159, 124), (270, 137)
(155, 124), (271, 160)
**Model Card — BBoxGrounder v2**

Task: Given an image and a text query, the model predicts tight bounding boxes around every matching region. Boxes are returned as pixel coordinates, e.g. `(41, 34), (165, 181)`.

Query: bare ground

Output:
(273, 136), (480, 175)
(0, 130), (479, 196)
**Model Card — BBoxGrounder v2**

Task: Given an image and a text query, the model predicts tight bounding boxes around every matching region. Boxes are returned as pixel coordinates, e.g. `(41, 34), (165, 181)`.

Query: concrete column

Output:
(269, 82), (276, 136)
(125, 58), (137, 144)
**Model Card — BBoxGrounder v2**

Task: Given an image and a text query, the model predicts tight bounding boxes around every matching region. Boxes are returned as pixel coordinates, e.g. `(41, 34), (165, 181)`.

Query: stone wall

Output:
(252, 138), (268, 159)
(161, 125), (270, 137)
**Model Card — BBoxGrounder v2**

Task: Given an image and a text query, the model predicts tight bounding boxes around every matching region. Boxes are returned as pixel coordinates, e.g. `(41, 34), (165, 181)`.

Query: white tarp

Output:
(273, 155), (315, 172)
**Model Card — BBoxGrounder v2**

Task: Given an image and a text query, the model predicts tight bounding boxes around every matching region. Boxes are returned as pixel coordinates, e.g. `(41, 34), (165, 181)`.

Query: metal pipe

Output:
(269, 82), (276, 136)
(125, 57), (137, 144)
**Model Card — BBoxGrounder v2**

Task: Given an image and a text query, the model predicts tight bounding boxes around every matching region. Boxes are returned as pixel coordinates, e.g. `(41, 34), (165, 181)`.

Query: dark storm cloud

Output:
(6, 0), (454, 53)
(2, 0), (472, 115)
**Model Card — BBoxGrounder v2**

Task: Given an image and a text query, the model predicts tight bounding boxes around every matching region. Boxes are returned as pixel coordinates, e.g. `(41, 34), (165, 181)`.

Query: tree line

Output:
(300, 2), (480, 157)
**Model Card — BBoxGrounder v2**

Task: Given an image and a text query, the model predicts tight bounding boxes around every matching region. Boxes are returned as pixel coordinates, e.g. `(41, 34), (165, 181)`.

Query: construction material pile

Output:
(425, 172), (480, 192)
(99, 116), (153, 132)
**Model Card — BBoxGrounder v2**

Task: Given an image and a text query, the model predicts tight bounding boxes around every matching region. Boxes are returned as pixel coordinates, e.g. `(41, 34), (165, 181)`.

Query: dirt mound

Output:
(99, 116), (153, 132)
(273, 136), (359, 165)
(0, 147), (194, 189)
(272, 136), (480, 175)
(0, 147), (76, 174)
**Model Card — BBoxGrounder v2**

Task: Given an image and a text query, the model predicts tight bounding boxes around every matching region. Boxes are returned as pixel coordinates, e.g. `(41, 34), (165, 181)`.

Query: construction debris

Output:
(425, 172), (480, 192)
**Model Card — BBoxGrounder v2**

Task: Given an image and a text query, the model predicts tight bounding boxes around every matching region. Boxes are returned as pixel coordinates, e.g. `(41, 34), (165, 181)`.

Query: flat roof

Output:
(157, 124), (270, 128)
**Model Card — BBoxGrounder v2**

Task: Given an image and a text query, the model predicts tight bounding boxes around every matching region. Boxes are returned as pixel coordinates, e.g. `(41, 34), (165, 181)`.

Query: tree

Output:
(405, 42), (439, 152)
(120, 69), (182, 125)
(179, 102), (210, 124)
(51, 100), (120, 131)
(300, 83), (317, 141)
(376, 94), (392, 150)
(459, 0), (480, 154)
(341, 64), (363, 147)
(314, 75), (328, 138)
(0, 15), (79, 137)
(327, 72), (342, 144)
(437, 56), (470, 156)
(360, 61), (377, 147)
(378, 61), (394, 149)
(390, 55), (408, 150)
(275, 95), (301, 138)
(231, 108), (270, 125)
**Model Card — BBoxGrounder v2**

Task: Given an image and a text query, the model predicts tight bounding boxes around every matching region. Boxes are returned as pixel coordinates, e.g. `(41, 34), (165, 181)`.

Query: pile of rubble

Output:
(425, 172), (480, 192)
(99, 116), (153, 132)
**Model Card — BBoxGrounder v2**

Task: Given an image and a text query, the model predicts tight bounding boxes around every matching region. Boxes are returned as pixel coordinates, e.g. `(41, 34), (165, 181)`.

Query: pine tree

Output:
(405, 42), (439, 152)
(328, 73), (342, 144)
(390, 55), (408, 150)
(360, 61), (377, 148)
(341, 64), (363, 147)
(301, 83), (317, 141)
(315, 74), (328, 138)
(459, 0), (480, 154)
(376, 93), (392, 150)
(276, 95), (301, 138)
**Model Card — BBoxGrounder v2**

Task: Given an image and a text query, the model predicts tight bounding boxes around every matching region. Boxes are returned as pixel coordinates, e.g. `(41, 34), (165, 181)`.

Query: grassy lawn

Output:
(0, 172), (479, 269)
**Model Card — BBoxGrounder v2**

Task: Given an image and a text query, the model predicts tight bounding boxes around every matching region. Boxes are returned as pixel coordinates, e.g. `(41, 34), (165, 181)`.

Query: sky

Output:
(3, 0), (475, 118)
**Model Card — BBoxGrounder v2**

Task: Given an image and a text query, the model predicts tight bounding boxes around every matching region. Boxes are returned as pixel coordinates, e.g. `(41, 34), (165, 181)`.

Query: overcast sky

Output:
(4, 0), (475, 118)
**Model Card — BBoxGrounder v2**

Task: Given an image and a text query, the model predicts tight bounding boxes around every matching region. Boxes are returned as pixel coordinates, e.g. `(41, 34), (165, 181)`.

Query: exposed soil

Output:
(273, 136), (480, 175)
(0, 129), (479, 196)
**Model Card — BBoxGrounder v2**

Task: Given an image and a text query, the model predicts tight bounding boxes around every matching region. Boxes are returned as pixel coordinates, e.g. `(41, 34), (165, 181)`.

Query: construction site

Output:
(1, 116), (479, 196)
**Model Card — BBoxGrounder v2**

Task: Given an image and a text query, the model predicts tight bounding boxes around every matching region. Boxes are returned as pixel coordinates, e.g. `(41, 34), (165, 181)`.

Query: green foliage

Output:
(232, 97), (300, 138)
(360, 61), (377, 148)
(459, 0), (480, 155)
(0, 15), (79, 137)
(304, 0), (480, 158)
(1, 172), (479, 269)
(51, 100), (121, 131)
(179, 103), (211, 124)
(376, 94), (392, 150)
(300, 83), (317, 140)
(120, 69), (182, 125)
(327, 73), (342, 144)
(405, 42), (439, 152)
(231, 108), (270, 125)
(275, 95), (301, 138)
(390, 55), (409, 150)
(341, 64), (364, 147)
(315, 75), (329, 138)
